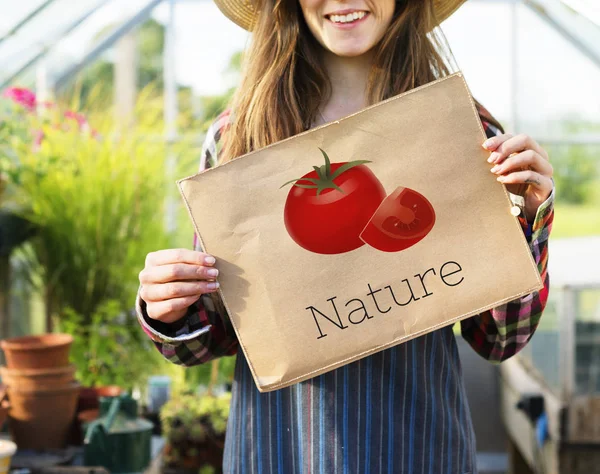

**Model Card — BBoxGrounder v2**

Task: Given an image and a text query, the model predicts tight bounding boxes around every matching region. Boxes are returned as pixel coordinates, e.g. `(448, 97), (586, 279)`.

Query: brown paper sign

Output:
(178, 73), (543, 392)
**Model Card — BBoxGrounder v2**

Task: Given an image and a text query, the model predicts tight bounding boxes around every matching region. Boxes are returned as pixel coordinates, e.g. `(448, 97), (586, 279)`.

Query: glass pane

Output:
(542, 143), (600, 238)
(0, 0), (48, 39)
(514, 4), (600, 140)
(519, 290), (562, 394)
(0, 0), (106, 86)
(0, 0), (157, 88)
(443, 1), (600, 140)
(562, 0), (600, 27)
(39, 0), (152, 86)
(575, 288), (600, 395)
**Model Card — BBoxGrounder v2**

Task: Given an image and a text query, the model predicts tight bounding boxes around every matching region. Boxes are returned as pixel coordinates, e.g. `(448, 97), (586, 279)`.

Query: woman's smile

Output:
(325, 9), (370, 30)
(299, 1), (395, 57)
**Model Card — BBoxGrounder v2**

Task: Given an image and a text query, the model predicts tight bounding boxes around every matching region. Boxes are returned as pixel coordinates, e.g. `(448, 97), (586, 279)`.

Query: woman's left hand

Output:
(483, 133), (553, 222)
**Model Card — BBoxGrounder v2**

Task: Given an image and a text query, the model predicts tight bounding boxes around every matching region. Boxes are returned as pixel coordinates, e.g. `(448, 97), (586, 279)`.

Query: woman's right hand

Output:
(139, 249), (220, 324)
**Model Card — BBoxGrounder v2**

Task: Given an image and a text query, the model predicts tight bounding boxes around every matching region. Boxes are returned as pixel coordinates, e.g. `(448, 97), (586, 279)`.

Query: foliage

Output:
(547, 144), (599, 205)
(0, 89), (38, 203)
(552, 204), (600, 238)
(198, 88), (236, 132)
(57, 300), (163, 389)
(72, 19), (166, 105)
(160, 392), (231, 470)
(1, 87), (196, 323)
(197, 51), (243, 131)
(183, 356), (236, 393)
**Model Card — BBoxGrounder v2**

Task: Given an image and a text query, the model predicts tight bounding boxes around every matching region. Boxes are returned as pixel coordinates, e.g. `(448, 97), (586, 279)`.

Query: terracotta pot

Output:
(0, 400), (9, 430)
(7, 381), (80, 450)
(77, 385), (123, 412)
(78, 408), (99, 425)
(0, 333), (73, 369)
(0, 364), (76, 390)
(0, 385), (7, 429)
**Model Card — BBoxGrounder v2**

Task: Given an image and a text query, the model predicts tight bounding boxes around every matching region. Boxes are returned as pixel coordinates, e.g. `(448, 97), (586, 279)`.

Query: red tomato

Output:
(360, 186), (436, 252)
(283, 149), (386, 254)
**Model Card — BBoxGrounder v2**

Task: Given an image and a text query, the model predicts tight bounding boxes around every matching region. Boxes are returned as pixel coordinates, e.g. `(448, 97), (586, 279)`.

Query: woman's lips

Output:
(326, 11), (370, 30)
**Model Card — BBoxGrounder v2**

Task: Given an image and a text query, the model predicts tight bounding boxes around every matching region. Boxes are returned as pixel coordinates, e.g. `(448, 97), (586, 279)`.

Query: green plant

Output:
(160, 392), (230, 471)
(2, 89), (196, 325)
(547, 144), (599, 205)
(56, 300), (162, 389)
(0, 89), (38, 205)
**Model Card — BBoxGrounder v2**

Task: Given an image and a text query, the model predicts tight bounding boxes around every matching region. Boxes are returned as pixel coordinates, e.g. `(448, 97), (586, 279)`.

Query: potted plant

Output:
(0, 86), (200, 444)
(0, 88), (38, 341)
(160, 392), (231, 473)
(0, 86), (197, 329)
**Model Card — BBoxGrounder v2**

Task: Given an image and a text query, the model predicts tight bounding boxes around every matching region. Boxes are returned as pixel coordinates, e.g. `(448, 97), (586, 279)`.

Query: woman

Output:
(137, 0), (554, 472)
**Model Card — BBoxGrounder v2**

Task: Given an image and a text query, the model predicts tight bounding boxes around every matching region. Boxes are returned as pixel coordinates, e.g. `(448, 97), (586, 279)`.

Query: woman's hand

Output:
(483, 133), (553, 222)
(139, 249), (220, 324)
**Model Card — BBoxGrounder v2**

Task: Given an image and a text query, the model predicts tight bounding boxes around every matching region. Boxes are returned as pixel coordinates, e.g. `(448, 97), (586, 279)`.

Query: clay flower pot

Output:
(77, 385), (123, 412)
(7, 381), (80, 450)
(0, 333), (73, 369)
(0, 400), (8, 430)
(0, 365), (76, 390)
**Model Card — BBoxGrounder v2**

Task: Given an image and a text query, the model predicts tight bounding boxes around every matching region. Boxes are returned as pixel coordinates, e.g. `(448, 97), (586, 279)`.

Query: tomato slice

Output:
(359, 186), (436, 252)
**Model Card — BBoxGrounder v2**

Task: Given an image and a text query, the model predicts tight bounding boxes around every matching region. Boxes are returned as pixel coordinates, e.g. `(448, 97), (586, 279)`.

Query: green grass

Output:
(552, 204), (600, 239)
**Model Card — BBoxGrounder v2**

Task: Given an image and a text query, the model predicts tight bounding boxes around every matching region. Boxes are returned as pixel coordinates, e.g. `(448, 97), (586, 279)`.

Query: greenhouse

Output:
(0, 0), (598, 472)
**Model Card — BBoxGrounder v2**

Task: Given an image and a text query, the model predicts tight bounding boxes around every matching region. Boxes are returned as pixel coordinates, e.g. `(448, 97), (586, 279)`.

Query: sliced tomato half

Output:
(359, 186), (436, 252)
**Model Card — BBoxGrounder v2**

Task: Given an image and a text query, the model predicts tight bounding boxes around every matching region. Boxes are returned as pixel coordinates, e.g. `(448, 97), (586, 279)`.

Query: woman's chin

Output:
(327, 43), (374, 58)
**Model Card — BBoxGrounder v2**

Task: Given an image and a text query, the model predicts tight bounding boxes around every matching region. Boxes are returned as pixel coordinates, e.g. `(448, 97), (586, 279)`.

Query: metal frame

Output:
(560, 287), (578, 402)
(0, 0), (58, 45)
(0, 0), (111, 89)
(524, 0), (600, 68)
(51, 0), (164, 90)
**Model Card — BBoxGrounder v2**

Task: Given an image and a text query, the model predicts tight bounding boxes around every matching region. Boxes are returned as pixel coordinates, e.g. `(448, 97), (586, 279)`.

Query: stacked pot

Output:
(0, 334), (80, 450)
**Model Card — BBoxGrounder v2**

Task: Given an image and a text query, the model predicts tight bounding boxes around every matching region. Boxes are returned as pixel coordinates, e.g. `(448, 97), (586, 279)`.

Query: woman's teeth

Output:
(329, 11), (366, 24)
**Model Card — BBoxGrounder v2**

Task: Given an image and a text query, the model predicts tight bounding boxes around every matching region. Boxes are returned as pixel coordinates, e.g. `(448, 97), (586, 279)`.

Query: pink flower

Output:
(33, 130), (45, 148)
(2, 87), (37, 111)
(64, 110), (88, 128)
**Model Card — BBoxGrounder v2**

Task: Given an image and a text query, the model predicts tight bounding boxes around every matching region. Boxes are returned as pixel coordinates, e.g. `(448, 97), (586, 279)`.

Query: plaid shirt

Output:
(136, 106), (554, 473)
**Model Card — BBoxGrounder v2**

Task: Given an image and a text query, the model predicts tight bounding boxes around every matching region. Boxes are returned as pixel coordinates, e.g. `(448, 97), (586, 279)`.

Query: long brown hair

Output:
(221, 0), (503, 163)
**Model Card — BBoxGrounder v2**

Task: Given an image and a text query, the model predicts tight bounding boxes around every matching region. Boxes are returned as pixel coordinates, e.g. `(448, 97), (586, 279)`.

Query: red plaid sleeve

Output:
(136, 110), (239, 366)
(460, 112), (555, 362)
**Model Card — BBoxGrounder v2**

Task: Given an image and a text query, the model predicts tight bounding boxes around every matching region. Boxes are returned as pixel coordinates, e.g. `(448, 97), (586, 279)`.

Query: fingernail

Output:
(483, 139), (494, 150)
(207, 268), (219, 277)
(204, 256), (216, 265)
(496, 176), (505, 182)
(490, 165), (500, 173)
(207, 282), (220, 290)
(487, 152), (498, 163)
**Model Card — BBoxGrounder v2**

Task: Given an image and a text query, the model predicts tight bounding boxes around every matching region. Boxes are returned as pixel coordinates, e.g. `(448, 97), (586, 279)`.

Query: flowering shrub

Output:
(3, 87), (36, 111)
(0, 84), (196, 317)
(0, 84), (200, 392)
(0, 87), (96, 196)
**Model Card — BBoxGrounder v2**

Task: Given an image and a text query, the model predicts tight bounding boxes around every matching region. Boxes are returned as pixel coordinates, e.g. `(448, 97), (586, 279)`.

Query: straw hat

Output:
(214, 0), (468, 31)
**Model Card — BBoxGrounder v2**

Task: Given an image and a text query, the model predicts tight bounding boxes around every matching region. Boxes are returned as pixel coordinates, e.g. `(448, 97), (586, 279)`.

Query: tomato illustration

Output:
(360, 186), (436, 252)
(282, 148), (386, 254)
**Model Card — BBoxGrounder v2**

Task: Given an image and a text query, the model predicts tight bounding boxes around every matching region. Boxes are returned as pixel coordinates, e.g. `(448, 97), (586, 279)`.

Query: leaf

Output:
(292, 184), (319, 189)
(319, 148), (332, 177)
(329, 160), (371, 181)
(280, 177), (319, 188)
(315, 181), (344, 196)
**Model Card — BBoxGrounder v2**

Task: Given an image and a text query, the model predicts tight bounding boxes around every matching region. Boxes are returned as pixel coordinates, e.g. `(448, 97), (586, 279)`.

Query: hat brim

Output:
(214, 0), (468, 32)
